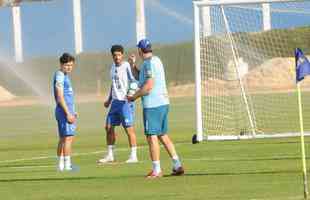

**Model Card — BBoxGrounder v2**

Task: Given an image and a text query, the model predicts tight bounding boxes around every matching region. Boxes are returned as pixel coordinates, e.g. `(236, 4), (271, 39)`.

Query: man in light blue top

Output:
(53, 53), (77, 171)
(128, 39), (184, 178)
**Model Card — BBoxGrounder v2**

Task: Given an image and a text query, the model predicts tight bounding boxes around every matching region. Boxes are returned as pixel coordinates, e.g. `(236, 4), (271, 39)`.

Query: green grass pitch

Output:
(0, 97), (309, 200)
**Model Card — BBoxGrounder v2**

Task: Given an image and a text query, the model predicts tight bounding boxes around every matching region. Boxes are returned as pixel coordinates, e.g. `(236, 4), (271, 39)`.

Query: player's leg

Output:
(63, 135), (74, 170)
(143, 107), (162, 177)
(98, 101), (122, 164)
(124, 126), (137, 148)
(123, 126), (138, 163)
(158, 134), (176, 158)
(146, 135), (162, 177)
(106, 124), (116, 146)
(56, 118), (66, 171)
(57, 138), (64, 171)
(63, 136), (73, 156)
(97, 124), (116, 163)
(58, 119), (77, 171)
(122, 102), (138, 163)
(57, 140), (64, 156)
(158, 135), (184, 175)
(105, 125), (116, 161)
(158, 105), (184, 176)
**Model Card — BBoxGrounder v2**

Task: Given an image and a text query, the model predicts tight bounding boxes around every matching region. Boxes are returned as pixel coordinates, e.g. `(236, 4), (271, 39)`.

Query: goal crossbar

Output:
(193, 0), (304, 7)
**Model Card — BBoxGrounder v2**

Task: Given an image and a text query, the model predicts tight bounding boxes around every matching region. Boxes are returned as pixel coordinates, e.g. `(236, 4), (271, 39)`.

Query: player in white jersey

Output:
(97, 45), (138, 164)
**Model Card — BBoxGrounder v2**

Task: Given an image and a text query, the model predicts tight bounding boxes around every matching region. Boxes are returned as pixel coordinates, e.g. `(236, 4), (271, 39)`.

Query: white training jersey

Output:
(110, 61), (135, 101)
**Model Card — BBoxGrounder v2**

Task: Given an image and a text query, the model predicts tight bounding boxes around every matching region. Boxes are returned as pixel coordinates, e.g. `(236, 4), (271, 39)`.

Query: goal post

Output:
(193, 0), (310, 141)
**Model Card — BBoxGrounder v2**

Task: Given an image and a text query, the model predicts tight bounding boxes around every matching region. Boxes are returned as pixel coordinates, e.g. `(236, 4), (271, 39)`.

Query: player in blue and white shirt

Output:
(128, 39), (184, 178)
(97, 45), (139, 164)
(53, 53), (77, 171)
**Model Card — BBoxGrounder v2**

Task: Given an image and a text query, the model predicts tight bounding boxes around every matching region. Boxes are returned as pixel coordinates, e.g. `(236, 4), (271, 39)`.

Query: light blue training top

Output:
(139, 56), (169, 108)
(53, 70), (75, 116)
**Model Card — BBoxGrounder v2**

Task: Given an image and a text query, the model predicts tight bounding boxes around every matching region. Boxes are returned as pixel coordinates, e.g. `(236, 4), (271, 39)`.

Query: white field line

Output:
(8, 165), (53, 169)
(7, 160), (150, 169)
(0, 142), (299, 171)
(4, 154), (296, 170)
(185, 155), (298, 161)
(0, 143), (187, 164)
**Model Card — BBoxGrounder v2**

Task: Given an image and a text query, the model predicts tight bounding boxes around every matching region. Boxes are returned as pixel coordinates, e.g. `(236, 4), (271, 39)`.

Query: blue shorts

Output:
(56, 118), (77, 137)
(106, 100), (135, 127)
(55, 108), (76, 137)
(143, 105), (169, 135)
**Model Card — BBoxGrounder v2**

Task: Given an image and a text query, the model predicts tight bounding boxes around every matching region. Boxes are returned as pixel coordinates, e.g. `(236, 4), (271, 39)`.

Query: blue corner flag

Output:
(296, 48), (310, 82)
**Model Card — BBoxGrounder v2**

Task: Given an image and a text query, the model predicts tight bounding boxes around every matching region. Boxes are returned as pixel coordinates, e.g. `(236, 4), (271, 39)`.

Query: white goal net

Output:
(193, 0), (310, 141)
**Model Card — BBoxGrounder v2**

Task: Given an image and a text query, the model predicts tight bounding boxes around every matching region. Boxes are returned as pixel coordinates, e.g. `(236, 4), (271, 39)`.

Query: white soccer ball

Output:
(129, 82), (138, 90)
(127, 82), (139, 96)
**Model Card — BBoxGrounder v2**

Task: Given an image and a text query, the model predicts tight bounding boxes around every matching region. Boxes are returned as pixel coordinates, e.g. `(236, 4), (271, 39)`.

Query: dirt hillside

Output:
(206, 57), (310, 96)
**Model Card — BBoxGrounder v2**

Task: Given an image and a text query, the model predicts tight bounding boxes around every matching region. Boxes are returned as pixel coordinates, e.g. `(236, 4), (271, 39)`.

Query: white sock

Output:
(107, 145), (114, 158)
(152, 160), (161, 174)
(58, 156), (64, 170)
(64, 156), (71, 169)
(130, 146), (137, 158)
(172, 155), (182, 170)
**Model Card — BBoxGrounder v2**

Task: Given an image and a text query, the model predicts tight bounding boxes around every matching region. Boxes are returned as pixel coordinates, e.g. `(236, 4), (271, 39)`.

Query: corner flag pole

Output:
(297, 82), (309, 199)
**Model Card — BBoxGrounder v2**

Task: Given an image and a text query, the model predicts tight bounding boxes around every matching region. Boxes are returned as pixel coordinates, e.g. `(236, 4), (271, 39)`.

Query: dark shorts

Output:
(143, 105), (169, 135)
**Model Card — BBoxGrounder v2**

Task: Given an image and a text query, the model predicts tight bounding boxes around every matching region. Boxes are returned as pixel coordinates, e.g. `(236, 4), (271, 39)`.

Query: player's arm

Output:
(127, 63), (138, 82)
(104, 85), (112, 108)
(55, 83), (76, 123)
(128, 54), (140, 80)
(127, 62), (154, 101)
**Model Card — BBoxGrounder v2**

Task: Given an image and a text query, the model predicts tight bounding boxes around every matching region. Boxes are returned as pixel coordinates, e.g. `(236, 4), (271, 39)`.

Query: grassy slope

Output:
(1, 26), (310, 96)
(0, 42), (194, 96)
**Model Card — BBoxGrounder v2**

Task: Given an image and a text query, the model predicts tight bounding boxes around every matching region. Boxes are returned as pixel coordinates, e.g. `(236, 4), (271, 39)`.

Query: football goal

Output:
(193, 0), (310, 141)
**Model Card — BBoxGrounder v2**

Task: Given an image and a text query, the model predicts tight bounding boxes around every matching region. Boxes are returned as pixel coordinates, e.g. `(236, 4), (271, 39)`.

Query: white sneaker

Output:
(64, 165), (79, 172)
(125, 157), (138, 163)
(97, 156), (114, 164)
(57, 166), (64, 172)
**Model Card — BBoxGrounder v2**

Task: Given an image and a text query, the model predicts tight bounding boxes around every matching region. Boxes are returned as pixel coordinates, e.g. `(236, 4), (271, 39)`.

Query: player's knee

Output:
(105, 126), (113, 134)
(147, 135), (158, 143)
(159, 134), (170, 143)
(65, 136), (74, 142)
(125, 126), (135, 135)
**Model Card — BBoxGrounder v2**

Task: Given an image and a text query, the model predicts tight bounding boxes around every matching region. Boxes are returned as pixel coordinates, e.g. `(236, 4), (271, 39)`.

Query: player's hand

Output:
(104, 100), (111, 108)
(127, 95), (135, 102)
(67, 114), (76, 124)
(128, 54), (136, 66)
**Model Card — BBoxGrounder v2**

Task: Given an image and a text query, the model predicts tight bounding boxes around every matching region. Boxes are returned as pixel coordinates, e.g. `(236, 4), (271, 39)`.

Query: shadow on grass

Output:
(0, 168), (302, 183)
(0, 174), (145, 183)
(210, 156), (300, 162)
(183, 169), (300, 177)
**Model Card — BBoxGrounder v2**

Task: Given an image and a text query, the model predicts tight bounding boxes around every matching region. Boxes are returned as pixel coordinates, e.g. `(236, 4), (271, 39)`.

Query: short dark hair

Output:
(59, 53), (75, 64)
(111, 45), (124, 54)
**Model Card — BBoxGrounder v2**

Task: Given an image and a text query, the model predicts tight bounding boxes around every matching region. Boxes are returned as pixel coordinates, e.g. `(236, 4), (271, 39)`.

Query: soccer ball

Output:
(127, 82), (139, 96)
